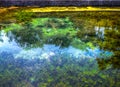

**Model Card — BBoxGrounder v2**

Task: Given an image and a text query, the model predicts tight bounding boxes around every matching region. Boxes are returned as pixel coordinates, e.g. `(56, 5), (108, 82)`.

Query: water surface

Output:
(0, 12), (120, 87)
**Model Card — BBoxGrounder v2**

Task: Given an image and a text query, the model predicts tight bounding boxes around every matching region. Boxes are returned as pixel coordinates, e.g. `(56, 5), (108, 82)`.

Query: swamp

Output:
(0, 6), (120, 87)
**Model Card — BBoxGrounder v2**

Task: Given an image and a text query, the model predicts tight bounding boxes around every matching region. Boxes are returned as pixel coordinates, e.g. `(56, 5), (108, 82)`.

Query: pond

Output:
(0, 11), (120, 87)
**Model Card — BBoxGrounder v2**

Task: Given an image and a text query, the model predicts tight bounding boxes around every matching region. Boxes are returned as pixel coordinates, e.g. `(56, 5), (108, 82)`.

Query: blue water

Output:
(0, 30), (111, 60)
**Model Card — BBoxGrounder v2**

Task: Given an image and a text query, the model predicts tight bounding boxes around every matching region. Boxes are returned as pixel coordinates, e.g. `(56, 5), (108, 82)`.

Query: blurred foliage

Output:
(4, 23), (22, 32)
(97, 28), (120, 70)
(4, 17), (97, 49)
(45, 34), (72, 48)
(71, 38), (95, 50)
(1, 11), (120, 70)
(0, 53), (120, 87)
(15, 10), (35, 23)
(5, 22), (43, 48)
(0, 11), (120, 87)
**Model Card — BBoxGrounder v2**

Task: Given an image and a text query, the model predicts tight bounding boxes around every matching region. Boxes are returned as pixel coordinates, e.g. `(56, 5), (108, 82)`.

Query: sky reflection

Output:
(0, 30), (110, 60)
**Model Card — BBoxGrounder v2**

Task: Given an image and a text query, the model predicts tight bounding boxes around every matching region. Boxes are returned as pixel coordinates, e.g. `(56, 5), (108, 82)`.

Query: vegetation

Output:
(0, 8), (120, 87)
(1, 10), (120, 69)
(97, 27), (120, 70)
(15, 10), (35, 23)
(0, 7), (120, 22)
(3, 17), (95, 50)
(0, 53), (120, 87)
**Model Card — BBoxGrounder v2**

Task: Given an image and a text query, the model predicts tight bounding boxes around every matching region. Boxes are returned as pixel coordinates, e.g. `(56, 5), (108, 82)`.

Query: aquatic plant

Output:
(71, 38), (95, 50)
(15, 10), (35, 23)
(4, 23), (22, 32)
(0, 11), (120, 87)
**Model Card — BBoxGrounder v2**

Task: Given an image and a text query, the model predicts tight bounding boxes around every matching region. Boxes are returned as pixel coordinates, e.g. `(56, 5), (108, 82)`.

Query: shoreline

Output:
(0, 6), (120, 13)
(26, 7), (120, 12)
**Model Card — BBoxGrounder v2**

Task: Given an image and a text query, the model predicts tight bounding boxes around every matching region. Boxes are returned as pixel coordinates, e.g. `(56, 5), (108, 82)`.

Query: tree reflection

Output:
(97, 28), (120, 69)
(7, 22), (44, 48)
(76, 19), (97, 43)
(5, 18), (74, 48)
(3, 16), (120, 69)
(74, 17), (120, 69)
(46, 33), (72, 48)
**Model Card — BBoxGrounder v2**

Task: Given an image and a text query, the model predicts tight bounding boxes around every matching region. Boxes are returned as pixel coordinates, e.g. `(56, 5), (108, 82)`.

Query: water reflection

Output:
(0, 30), (22, 53)
(0, 18), (111, 60)
(0, 30), (105, 60)
(0, 15), (119, 87)
(95, 26), (105, 39)
(6, 23), (43, 48)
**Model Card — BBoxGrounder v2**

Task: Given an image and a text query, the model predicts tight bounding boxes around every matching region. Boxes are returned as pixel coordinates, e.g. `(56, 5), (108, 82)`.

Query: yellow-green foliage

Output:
(97, 29), (120, 69)
(15, 10), (35, 22)
(31, 17), (76, 40)
(4, 23), (22, 32)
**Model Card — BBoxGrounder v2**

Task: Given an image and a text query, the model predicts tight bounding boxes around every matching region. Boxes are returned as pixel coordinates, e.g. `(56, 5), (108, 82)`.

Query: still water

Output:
(0, 12), (120, 87)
